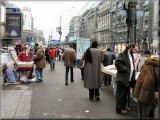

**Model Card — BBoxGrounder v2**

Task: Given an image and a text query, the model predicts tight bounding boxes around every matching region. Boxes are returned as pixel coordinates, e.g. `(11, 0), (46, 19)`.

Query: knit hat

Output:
(91, 41), (99, 47)
(144, 49), (151, 55)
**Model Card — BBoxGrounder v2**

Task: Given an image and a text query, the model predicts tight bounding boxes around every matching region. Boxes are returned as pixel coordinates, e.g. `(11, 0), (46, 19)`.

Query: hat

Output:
(91, 41), (99, 47)
(144, 49), (151, 55)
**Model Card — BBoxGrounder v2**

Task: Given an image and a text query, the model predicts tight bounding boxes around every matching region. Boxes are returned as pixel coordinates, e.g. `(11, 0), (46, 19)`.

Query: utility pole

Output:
(126, 1), (137, 45)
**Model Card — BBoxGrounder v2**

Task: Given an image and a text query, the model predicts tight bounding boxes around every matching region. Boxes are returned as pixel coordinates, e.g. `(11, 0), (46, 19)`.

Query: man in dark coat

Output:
(115, 43), (138, 115)
(102, 48), (116, 86)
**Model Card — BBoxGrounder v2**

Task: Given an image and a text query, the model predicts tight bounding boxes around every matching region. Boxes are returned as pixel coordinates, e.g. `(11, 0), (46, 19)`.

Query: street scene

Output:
(0, 0), (160, 119)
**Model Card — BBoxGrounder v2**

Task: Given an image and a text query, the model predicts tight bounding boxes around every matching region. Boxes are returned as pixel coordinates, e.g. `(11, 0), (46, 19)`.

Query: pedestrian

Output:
(133, 55), (159, 119)
(18, 46), (31, 62)
(62, 44), (77, 86)
(133, 49), (159, 119)
(33, 46), (46, 82)
(45, 46), (50, 63)
(48, 45), (57, 71)
(102, 48), (116, 86)
(79, 53), (85, 80)
(34, 43), (39, 55)
(115, 43), (138, 115)
(84, 40), (103, 101)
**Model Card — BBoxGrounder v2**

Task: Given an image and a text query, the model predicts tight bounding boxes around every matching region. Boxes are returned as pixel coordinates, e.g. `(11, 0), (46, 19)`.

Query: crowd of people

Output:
(10, 40), (159, 119)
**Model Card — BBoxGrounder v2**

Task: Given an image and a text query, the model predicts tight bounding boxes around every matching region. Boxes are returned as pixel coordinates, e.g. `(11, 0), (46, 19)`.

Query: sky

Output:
(9, 0), (101, 42)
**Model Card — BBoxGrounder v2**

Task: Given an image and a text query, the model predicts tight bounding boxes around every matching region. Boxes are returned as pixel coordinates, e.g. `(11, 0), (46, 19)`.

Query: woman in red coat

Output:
(18, 46), (31, 62)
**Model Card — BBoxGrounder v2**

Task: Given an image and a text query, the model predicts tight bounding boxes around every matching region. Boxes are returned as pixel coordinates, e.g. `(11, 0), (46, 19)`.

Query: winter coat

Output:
(34, 48), (46, 69)
(18, 51), (31, 62)
(103, 51), (116, 66)
(133, 56), (159, 104)
(49, 48), (57, 58)
(84, 48), (103, 89)
(62, 47), (77, 67)
(115, 50), (136, 88)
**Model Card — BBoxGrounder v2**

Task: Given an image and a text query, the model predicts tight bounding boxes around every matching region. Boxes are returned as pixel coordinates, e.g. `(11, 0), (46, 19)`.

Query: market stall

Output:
(10, 49), (34, 82)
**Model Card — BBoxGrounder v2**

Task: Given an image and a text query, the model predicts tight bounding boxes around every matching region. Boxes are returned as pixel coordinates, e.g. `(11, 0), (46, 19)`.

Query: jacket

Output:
(62, 47), (77, 67)
(18, 51), (31, 62)
(115, 50), (136, 87)
(84, 48), (103, 89)
(133, 56), (159, 104)
(49, 48), (57, 58)
(34, 48), (46, 69)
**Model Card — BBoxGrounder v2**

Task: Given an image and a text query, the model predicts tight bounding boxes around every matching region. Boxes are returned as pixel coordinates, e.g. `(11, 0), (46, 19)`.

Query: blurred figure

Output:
(45, 46), (50, 63)
(33, 47), (46, 82)
(102, 48), (116, 86)
(18, 46), (31, 62)
(115, 43), (138, 115)
(144, 49), (151, 60)
(49, 45), (57, 71)
(62, 44), (77, 86)
(133, 55), (159, 119)
(34, 43), (39, 55)
(84, 41), (103, 101)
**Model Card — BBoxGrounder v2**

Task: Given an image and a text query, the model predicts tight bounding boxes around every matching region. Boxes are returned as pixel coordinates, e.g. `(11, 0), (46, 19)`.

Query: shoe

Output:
(102, 83), (107, 86)
(65, 82), (68, 85)
(89, 98), (94, 101)
(125, 107), (131, 112)
(117, 110), (128, 115)
(95, 96), (100, 101)
(35, 80), (40, 83)
(71, 80), (74, 82)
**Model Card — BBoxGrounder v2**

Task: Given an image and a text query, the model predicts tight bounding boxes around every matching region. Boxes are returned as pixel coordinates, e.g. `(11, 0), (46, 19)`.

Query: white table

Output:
(101, 65), (117, 95)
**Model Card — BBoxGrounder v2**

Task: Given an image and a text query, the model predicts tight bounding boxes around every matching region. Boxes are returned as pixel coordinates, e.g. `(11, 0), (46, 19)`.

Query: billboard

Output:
(22, 11), (32, 30)
(6, 13), (22, 39)
(76, 38), (90, 59)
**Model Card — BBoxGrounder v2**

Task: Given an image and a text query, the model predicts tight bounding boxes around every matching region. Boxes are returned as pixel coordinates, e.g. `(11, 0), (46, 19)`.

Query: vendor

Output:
(18, 46), (31, 62)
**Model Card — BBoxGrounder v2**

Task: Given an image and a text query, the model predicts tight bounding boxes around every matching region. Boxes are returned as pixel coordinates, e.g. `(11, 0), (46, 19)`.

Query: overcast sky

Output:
(9, 0), (101, 42)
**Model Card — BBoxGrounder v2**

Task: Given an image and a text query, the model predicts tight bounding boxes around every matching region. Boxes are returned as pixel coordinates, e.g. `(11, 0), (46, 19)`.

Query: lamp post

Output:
(58, 7), (75, 43)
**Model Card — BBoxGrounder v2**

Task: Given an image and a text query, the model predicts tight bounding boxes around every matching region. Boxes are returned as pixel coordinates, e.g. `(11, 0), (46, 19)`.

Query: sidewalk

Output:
(1, 85), (32, 119)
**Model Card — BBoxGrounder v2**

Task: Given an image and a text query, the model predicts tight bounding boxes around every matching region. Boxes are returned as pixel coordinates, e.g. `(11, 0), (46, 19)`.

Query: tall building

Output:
(21, 7), (34, 44)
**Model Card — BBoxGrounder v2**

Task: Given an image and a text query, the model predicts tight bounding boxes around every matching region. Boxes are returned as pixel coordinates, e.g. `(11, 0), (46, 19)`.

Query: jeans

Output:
(89, 88), (100, 99)
(36, 68), (43, 80)
(65, 67), (73, 82)
(50, 58), (55, 70)
(116, 85), (129, 112)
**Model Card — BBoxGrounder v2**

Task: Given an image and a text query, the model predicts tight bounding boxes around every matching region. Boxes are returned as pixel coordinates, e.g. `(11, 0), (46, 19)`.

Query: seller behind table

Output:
(17, 46), (33, 79)
(18, 46), (31, 62)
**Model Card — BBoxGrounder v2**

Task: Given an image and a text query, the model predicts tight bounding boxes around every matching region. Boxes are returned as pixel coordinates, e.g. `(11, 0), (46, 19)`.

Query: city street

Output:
(1, 60), (141, 119)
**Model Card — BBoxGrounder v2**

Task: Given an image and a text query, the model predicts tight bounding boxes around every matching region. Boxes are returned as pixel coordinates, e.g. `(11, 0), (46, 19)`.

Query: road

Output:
(1, 60), (141, 119)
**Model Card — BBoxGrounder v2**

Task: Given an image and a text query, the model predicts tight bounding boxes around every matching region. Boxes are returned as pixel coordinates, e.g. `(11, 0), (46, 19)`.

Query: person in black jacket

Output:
(102, 48), (116, 86)
(115, 43), (138, 115)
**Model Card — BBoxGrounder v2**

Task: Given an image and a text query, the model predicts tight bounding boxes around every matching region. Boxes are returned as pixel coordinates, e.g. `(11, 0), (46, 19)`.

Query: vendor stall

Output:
(10, 49), (34, 82)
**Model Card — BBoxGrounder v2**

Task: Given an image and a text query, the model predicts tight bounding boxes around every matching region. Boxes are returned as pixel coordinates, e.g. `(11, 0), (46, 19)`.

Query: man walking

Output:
(62, 44), (77, 85)
(115, 43), (138, 115)
(102, 48), (116, 86)
(49, 45), (57, 71)
(84, 40), (103, 101)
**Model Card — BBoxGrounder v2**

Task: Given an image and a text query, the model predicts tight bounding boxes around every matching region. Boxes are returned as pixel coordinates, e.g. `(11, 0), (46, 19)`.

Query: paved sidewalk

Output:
(1, 85), (32, 119)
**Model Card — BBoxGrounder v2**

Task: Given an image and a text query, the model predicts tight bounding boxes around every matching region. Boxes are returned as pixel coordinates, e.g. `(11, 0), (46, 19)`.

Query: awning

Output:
(67, 40), (77, 44)
(48, 40), (61, 45)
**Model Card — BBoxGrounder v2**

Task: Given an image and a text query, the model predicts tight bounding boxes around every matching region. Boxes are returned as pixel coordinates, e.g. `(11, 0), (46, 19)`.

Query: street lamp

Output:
(58, 7), (75, 42)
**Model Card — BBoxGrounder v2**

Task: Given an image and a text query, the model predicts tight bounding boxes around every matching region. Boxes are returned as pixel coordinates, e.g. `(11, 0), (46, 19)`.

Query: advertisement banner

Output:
(6, 13), (22, 39)
(76, 38), (90, 59)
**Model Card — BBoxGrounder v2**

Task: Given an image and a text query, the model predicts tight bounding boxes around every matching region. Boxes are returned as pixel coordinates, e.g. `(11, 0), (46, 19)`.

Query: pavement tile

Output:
(19, 95), (32, 103)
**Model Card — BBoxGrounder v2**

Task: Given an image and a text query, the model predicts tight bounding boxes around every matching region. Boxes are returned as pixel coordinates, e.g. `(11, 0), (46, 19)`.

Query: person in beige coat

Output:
(62, 44), (77, 85)
(33, 47), (46, 82)
(133, 55), (159, 119)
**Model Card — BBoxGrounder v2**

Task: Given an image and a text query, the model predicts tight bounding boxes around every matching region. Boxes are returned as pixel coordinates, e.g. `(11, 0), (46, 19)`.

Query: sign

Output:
(76, 38), (90, 59)
(6, 13), (22, 39)
(6, 8), (20, 13)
